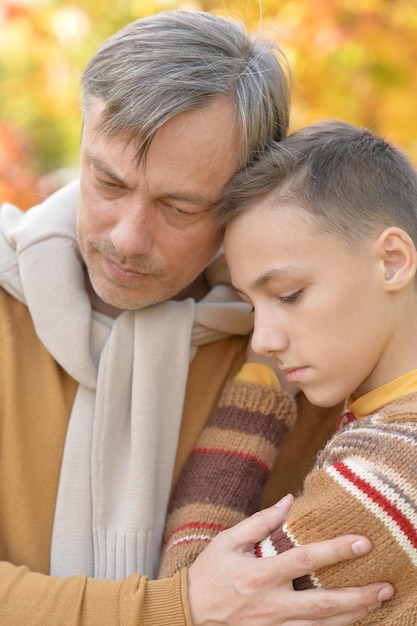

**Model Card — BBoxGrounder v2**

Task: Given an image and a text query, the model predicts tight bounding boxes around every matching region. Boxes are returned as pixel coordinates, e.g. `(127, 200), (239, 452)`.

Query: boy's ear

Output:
(375, 227), (417, 290)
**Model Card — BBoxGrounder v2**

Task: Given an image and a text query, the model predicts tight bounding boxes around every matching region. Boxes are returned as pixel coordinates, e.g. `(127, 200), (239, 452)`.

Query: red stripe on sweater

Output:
(334, 461), (417, 549)
(192, 447), (270, 473)
(163, 521), (229, 546)
(254, 542), (264, 558)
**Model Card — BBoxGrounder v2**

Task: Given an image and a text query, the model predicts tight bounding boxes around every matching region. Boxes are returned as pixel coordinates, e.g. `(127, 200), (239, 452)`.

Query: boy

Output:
(161, 120), (416, 623)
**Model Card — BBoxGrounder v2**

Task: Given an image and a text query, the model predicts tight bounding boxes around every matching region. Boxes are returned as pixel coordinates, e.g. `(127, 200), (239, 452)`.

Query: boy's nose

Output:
(251, 319), (289, 358)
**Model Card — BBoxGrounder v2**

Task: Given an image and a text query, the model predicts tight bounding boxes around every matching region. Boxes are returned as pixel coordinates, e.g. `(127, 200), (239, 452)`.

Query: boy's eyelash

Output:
(279, 289), (303, 304)
(245, 290), (303, 313)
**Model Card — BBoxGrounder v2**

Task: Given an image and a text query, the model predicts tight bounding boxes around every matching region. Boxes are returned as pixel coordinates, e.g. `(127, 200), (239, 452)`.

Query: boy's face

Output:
(224, 202), (394, 407)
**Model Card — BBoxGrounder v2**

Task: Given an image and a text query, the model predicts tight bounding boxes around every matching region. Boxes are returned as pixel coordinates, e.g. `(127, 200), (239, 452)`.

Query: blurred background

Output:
(1, 0), (416, 209)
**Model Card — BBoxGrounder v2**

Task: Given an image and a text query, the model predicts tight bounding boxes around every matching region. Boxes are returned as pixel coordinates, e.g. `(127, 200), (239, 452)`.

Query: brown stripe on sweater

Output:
(169, 451), (271, 513)
(209, 405), (293, 446)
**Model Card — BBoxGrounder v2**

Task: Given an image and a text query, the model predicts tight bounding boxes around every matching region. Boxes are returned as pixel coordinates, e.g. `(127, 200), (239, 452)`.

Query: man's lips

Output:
(103, 256), (151, 284)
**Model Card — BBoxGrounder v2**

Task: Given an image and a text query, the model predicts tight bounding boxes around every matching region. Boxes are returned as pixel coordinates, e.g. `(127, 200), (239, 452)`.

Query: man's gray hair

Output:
(80, 10), (291, 167)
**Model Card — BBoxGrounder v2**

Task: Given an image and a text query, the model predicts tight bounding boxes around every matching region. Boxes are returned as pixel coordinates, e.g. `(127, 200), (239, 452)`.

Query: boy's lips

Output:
(282, 366), (309, 383)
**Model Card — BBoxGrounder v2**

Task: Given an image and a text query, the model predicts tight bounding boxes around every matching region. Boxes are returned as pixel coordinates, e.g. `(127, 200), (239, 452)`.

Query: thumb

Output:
(221, 494), (294, 552)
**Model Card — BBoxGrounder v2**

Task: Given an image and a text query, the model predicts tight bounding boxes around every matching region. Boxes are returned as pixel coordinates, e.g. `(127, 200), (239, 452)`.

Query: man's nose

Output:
(110, 202), (154, 258)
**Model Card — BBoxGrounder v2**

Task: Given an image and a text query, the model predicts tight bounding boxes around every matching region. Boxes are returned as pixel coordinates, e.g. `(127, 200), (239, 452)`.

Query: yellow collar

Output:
(347, 370), (417, 419)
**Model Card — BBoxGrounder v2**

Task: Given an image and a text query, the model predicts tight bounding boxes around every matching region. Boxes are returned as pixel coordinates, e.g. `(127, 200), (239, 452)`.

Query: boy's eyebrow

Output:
(233, 267), (298, 294)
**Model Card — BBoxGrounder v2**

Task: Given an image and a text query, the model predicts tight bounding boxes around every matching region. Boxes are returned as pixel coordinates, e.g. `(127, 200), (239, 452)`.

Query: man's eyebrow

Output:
(87, 152), (126, 184)
(166, 192), (217, 209)
(87, 151), (216, 208)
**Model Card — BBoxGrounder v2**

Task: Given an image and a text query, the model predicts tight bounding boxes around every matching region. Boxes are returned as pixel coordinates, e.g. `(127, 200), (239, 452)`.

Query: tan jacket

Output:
(0, 287), (341, 624)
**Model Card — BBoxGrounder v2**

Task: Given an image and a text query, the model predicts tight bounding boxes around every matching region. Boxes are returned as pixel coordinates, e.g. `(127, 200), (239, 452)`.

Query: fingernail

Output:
(378, 586), (393, 602)
(351, 539), (371, 555)
(274, 494), (293, 508)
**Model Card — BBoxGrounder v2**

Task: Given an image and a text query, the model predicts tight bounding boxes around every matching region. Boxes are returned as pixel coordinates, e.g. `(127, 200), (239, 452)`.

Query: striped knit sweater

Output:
(256, 389), (417, 625)
(160, 370), (417, 624)
(158, 371), (296, 578)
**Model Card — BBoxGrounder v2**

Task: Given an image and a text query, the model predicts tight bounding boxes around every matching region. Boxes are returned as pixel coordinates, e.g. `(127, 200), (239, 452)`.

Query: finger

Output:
(286, 583), (394, 625)
(217, 495), (295, 551)
(268, 533), (374, 581)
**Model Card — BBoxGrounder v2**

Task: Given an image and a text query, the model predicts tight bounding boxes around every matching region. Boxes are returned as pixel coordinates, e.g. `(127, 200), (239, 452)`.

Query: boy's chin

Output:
(303, 388), (346, 409)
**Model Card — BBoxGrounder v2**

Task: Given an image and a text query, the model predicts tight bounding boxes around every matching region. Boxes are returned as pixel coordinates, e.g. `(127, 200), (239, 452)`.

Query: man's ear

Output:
(375, 227), (417, 290)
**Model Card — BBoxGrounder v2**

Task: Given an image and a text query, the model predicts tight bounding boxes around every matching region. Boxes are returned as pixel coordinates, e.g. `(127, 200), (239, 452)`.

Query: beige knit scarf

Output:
(0, 182), (252, 579)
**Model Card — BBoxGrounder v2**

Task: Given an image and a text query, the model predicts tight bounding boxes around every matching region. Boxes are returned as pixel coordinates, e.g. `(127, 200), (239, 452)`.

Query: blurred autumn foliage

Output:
(1, 0), (416, 209)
